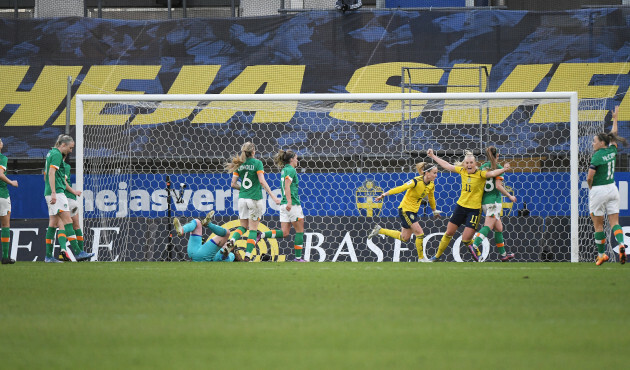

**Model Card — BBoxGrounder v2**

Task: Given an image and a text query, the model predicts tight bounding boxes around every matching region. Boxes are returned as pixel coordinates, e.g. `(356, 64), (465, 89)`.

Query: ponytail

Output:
(274, 149), (296, 169)
(597, 132), (627, 147)
(485, 146), (498, 170)
(225, 142), (255, 173)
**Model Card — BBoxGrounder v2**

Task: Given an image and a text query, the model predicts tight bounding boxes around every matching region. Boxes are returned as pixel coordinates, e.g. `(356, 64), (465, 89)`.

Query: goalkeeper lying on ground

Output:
(173, 211), (242, 262)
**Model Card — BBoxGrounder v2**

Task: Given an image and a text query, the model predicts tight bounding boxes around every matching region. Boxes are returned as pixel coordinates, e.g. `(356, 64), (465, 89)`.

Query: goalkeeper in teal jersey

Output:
(472, 146), (517, 262)
(588, 106), (628, 266)
(224, 142), (281, 261)
(173, 211), (242, 262)
(0, 138), (19, 264)
(255, 149), (307, 262)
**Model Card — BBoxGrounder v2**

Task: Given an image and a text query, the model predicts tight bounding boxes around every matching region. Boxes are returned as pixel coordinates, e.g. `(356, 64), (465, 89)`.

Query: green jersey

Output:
(590, 145), (617, 187)
(280, 164), (300, 206)
(0, 153), (9, 199)
(234, 157), (264, 200)
(44, 148), (65, 196)
(480, 162), (504, 205)
(62, 161), (76, 200)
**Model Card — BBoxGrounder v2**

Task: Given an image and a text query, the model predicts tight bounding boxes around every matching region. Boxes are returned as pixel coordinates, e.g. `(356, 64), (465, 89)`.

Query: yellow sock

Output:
(435, 234), (453, 258)
(380, 228), (404, 241)
(415, 234), (424, 259)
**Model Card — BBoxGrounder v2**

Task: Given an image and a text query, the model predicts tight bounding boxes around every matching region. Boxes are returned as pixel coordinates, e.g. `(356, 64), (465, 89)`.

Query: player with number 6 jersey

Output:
(225, 142), (281, 261)
(427, 149), (510, 262)
(588, 106), (628, 266)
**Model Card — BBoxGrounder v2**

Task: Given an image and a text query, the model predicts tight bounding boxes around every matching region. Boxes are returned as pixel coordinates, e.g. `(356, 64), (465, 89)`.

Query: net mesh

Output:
(79, 94), (606, 262)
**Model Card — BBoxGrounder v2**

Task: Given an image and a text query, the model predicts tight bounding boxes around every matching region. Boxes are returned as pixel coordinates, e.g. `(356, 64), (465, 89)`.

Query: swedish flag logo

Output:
(356, 180), (383, 217)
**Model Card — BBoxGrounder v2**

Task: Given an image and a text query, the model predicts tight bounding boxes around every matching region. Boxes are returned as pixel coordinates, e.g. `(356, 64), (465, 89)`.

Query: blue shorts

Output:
(398, 208), (419, 229)
(187, 236), (235, 262)
(449, 204), (481, 229)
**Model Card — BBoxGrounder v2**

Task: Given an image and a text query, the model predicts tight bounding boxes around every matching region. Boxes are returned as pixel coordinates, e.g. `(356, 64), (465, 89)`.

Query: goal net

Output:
(75, 92), (606, 262)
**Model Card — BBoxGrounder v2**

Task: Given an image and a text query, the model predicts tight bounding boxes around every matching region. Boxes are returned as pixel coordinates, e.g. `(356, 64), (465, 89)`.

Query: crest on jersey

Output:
(356, 179), (383, 217)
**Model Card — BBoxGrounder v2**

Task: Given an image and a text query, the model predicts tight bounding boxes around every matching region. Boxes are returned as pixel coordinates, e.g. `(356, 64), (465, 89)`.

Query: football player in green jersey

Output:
(427, 149), (510, 262)
(472, 146), (518, 262)
(255, 149), (306, 262)
(225, 142), (281, 261)
(0, 138), (19, 264)
(587, 106), (628, 265)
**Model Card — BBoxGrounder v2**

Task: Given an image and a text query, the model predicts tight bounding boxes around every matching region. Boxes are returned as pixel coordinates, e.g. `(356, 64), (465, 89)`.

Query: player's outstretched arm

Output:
(427, 149), (456, 172)
(486, 162), (511, 178)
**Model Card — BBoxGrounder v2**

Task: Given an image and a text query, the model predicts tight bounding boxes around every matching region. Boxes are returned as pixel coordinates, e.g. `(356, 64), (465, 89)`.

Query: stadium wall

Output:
(0, 8), (629, 158)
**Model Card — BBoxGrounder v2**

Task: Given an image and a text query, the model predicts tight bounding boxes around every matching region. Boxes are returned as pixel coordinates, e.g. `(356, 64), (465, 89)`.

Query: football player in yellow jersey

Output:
(427, 149), (510, 262)
(367, 162), (442, 261)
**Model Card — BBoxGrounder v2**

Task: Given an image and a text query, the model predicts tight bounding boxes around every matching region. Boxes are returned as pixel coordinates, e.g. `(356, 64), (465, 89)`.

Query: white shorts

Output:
(482, 203), (502, 218)
(0, 197), (10, 216)
(68, 198), (79, 217)
(279, 204), (304, 223)
(238, 198), (266, 221)
(589, 183), (620, 217)
(45, 194), (70, 216)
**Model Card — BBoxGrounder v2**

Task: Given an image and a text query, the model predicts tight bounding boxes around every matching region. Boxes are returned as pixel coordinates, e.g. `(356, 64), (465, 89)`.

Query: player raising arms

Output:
(0, 138), (18, 264)
(173, 211), (242, 262)
(225, 142), (281, 262)
(471, 146), (518, 262)
(256, 149), (307, 262)
(427, 149), (510, 262)
(368, 162), (441, 261)
(588, 106), (628, 265)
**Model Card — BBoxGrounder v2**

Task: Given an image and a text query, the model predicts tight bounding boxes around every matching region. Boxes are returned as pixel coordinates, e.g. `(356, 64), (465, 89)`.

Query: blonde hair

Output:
(274, 149), (296, 169)
(454, 150), (476, 167)
(225, 142), (255, 173)
(55, 134), (74, 148)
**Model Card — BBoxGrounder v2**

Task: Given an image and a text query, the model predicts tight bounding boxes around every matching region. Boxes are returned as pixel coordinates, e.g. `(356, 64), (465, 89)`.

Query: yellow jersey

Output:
(387, 176), (437, 213)
(455, 166), (488, 209)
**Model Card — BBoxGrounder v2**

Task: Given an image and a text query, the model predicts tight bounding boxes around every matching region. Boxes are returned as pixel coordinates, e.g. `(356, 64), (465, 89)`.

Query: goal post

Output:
(75, 91), (604, 262)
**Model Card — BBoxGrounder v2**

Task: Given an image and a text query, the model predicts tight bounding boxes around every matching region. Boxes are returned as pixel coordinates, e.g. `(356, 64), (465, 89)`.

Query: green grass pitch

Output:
(0, 262), (627, 369)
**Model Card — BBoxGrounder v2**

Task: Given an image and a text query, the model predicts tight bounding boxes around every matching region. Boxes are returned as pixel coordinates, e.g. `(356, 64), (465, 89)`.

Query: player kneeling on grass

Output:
(173, 211), (243, 262)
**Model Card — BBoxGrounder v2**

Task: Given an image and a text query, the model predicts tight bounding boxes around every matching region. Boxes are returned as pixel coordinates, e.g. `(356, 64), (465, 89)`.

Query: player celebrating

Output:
(0, 138), (18, 265)
(56, 153), (94, 262)
(43, 135), (84, 263)
(173, 211), (242, 262)
(256, 149), (307, 262)
(471, 146), (518, 262)
(427, 149), (510, 262)
(225, 142), (281, 262)
(588, 106), (628, 265)
(368, 162), (441, 261)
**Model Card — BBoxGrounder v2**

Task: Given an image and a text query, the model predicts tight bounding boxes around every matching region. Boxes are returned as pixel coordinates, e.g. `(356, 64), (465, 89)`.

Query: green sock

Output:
(45, 227), (56, 258)
(64, 223), (81, 255)
(264, 229), (284, 239)
(294, 232), (304, 258)
(229, 226), (247, 241)
(594, 231), (606, 254)
(246, 230), (257, 254)
(495, 231), (506, 255)
(1, 227), (10, 259)
(58, 230), (67, 252)
(473, 226), (490, 247)
(612, 225), (625, 246)
(74, 228), (84, 252)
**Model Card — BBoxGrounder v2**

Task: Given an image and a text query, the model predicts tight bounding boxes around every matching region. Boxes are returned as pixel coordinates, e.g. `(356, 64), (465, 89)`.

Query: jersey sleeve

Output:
(388, 179), (416, 195)
(255, 159), (264, 174)
(427, 185), (437, 211)
(479, 170), (488, 178)
(0, 156), (7, 171)
(284, 166), (296, 182)
(49, 151), (62, 169)
(590, 151), (602, 167)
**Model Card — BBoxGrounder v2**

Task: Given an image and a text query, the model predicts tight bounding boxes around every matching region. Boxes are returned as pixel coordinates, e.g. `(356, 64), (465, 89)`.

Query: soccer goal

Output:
(75, 92), (607, 262)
